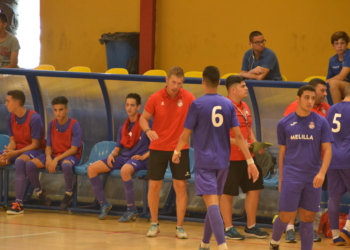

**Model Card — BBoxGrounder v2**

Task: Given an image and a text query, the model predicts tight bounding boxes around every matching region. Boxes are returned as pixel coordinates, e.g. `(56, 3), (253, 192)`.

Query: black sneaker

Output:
(60, 193), (73, 210)
(6, 202), (24, 215)
(244, 225), (270, 238)
(38, 189), (52, 206)
(224, 227), (245, 240)
(270, 243), (280, 250)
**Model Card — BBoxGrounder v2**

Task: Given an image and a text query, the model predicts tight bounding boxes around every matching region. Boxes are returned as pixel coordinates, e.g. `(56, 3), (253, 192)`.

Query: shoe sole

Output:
(146, 230), (160, 237)
(339, 232), (350, 244)
(244, 233), (269, 239)
(98, 205), (113, 220)
(118, 213), (138, 222)
(175, 235), (188, 239)
(7, 210), (24, 215)
(285, 240), (297, 243)
(334, 241), (346, 246)
(314, 239), (321, 242)
(225, 236), (245, 240)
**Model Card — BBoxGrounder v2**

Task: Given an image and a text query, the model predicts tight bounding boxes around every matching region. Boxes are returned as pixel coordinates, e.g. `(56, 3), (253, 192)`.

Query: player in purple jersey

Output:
(325, 85), (350, 246)
(87, 93), (151, 221)
(172, 66), (259, 250)
(270, 85), (333, 250)
(25, 96), (83, 211)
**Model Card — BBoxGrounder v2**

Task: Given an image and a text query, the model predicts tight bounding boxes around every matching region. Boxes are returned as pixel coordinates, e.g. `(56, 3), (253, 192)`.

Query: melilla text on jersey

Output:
(290, 134), (314, 140)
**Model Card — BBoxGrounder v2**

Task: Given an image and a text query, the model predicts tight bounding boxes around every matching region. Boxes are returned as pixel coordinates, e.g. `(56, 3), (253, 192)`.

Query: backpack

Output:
(254, 151), (276, 178)
(318, 211), (348, 238)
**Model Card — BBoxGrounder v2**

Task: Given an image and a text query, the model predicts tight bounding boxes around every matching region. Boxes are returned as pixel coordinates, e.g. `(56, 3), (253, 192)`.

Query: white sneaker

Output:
(146, 223), (160, 237)
(176, 226), (188, 239)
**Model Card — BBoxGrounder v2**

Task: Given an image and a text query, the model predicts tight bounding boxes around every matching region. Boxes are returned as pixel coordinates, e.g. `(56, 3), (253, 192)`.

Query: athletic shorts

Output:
(146, 149), (190, 180)
(279, 180), (321, 212)
(327, 169), (350, 197)
(101, 156), (148, 172)
(195, 168), (228, 196)
(35, 154), (80, 167)
(0, 149), (44, 164)
(223, 160), (264, 196)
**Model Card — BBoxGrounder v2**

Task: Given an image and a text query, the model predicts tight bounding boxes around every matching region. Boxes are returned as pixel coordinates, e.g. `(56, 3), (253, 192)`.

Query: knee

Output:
(149, 180), (162, 191)
(61, 162), (73, 173)
(120, 165), (134, 179)
(26, 161), (36, 172)
(173, 181), (187, 195)
(14, 158), (26, 171)
(300, 214), (316, 223)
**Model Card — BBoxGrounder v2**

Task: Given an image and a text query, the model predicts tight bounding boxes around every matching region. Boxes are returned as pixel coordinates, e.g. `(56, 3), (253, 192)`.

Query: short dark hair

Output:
(7, 90), (25, 106)
(331, 31), (349, 44)
(202, 66), (220, 88)
(308, 78), (327, 88)
(225, 75), (244, 90)
(0, 13), (8, 23)
(126, 93), (141, 105)
(297, 85), (316, 97)
(52, 96), (68, 106)
(249, 31), (263, 42)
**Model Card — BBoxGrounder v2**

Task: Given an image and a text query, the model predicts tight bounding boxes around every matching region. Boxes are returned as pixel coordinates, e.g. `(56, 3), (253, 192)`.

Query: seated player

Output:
(25, 96), (83, 210)
(325, 85), (350, 246)
(173, 66), (259, 250)
(0, 90), (46, 214)
(326, 31), (350, 104)
(88, 93), (151, 221)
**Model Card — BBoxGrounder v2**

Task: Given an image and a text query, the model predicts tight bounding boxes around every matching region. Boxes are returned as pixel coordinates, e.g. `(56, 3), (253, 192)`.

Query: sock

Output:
(287, 224), (295, 231)
(36, 189), (42, 195)
(218, 243), (227, 250)
(123, 179), (135, 210)
(26, 161), (41, 191)
(202, 213), (212, 244)
(225, 226), (232, 231)
(271, 216), (288, 242)
(65, 191), (72, 196)
(89, 176), (108, 205)
(61, 162), (74, 192)
(332, 229), (340, 237)
(299, 221), (314, 250)
(328, 194), (342, 230)
(207, 205), (226, 246)
(200, 242), (209, 248)
(14, 158), (27, 204)
(248, 224), (256, 229)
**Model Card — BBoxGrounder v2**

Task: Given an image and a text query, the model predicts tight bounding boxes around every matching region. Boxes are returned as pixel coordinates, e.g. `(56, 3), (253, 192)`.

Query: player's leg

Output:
(7, 150), (43, 215)
(145, 150), (168, 237)
(87, 157), (117, 219)
(220, 160), (245, 240)
(328, 80), (349, 104)
(270, 180), (302, 249)
(119, 159), (148, 222)
(26, 155), (51, 206)
(339, 169), (350, 244)
(170, 149), (190, 239)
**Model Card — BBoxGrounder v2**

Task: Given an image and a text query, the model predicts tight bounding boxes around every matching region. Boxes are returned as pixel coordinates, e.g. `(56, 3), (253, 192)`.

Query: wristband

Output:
(144, 128), (151, 134)
(246, 158), (254, 165)
(174, 149), (180, 155)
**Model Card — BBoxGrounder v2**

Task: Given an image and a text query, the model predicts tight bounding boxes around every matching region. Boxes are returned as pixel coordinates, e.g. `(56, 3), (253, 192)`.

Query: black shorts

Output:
(223, 159), (264, 196)
(146, 149), (191, 180)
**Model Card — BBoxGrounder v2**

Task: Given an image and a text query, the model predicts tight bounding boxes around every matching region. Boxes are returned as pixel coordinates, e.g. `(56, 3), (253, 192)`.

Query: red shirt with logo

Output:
(284, 101), (330, 117)
(228, 98), (254, 161)
(145, 87), (195, 151)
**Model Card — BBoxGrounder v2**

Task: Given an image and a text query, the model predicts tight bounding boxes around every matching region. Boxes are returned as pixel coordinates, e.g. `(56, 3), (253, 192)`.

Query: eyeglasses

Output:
(252, 39), (266, 45)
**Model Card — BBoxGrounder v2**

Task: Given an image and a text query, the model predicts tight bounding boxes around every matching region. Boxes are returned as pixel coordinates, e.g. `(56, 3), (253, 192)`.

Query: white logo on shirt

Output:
(290, 122), (297, 126)
(178, 100), (183, 107)
(322, 108), (326, 114)
(309, 122), (315, 129)
(161, 102), (165, 105)
(185, 171), (190, 176)
(132, 162), (137, 166)
(332, 66), (340, 69)
(290, 134), (314, 140)
(129, 132), (132, 137)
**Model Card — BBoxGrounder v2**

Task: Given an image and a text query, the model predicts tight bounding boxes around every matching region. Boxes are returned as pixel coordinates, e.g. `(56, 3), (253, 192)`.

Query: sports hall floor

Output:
(0, 208), (342, 250)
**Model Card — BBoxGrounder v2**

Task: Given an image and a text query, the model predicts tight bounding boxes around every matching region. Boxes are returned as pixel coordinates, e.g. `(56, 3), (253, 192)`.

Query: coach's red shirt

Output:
(284, 101), (330, 117)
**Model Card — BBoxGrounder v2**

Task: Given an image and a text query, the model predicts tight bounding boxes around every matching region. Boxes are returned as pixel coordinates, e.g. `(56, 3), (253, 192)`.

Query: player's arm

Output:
(278, 145), (286, 192)
(132, 150), (150, 161)
(172, 128), (192, 163)
(239, 71), (256, 79)
(3, 138), (41, 160)
(140, 109), (158, 141)
(326, 67), (350, 82)
(2, 51), (19, 68)
(313, 142), (332, 188)
(232, 126), (259, 182)
(7, 136), (16, 150)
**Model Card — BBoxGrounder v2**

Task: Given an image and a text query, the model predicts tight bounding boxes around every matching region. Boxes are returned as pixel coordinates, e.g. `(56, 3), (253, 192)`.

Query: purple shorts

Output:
(35, 154), (80, 167)
(101, 156), (148, 172)
(0, 149), (44, 164)
(194, 168), (229, 196)
(327, 169), (350, 197)
(279, 180), (321, 212)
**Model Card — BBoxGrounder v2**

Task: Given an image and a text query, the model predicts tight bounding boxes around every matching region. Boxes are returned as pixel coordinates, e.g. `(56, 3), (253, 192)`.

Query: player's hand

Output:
(313, 172), (325, 188)
(250, 66), (265, 75)
(2, 147), (16, 160)
(172, 152), (181, 164)
(247, 163), (259, 183)
(146, 130), (159, 141)
(107, 154), (115, 168)
(131, 155), (143, 161)
(46, 158), (58, 173)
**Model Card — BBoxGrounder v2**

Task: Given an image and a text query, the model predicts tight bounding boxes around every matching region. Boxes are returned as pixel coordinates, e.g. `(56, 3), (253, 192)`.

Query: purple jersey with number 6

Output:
(184, 94), (239, 170)
(277, 112), (333, 181)
(326, 102), (350, 169)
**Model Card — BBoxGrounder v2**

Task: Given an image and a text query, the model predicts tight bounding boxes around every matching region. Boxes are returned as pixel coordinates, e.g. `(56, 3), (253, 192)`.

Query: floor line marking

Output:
(0, 231), (57, 239)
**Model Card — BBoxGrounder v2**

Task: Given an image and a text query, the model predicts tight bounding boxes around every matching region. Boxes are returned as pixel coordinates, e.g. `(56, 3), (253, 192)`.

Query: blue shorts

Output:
(327, 169), (350, 197)
(0, 149), (44, 164)
(35, 154), (80, 167)
(279, 180), (321, 212)
(194, 168), (229, 196)
(101, 156), (148, 172)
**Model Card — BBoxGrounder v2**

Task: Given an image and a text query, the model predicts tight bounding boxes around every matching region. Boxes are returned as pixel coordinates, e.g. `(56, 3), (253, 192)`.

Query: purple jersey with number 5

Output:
(326, 102), (350, 169)
(277, 112), (333, 181)
(184, 94), (239, 170)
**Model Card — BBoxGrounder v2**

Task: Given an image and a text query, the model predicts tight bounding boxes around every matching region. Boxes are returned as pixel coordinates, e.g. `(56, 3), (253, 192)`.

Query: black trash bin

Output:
(99, 32), (139, 74)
